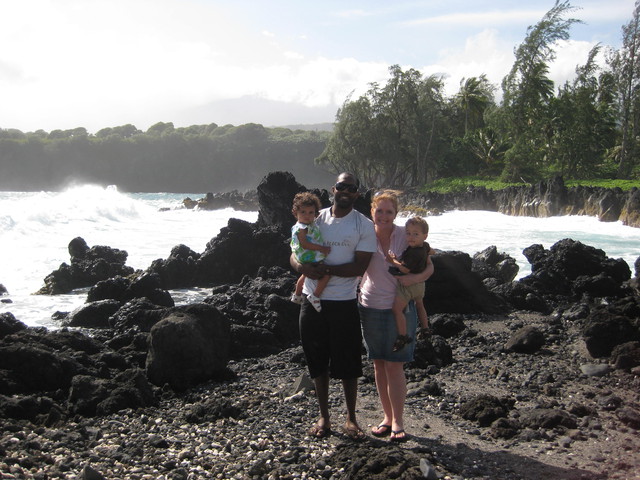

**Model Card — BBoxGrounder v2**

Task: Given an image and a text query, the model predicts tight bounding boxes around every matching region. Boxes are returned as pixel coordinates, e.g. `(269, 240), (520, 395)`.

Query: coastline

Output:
(1, 172), (639, 479)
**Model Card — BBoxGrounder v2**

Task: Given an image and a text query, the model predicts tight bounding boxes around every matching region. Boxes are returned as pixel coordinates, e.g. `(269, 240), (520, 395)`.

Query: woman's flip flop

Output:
(371, 424), (392, 437)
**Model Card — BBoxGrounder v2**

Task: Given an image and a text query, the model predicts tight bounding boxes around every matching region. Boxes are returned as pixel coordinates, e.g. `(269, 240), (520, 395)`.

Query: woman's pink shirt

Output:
(359, 225), (408, 309)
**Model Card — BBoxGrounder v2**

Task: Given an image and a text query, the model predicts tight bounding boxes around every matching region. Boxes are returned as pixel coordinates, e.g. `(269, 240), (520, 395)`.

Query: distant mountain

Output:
(276, 123), (334, 132)
(173, 95), (339, 129)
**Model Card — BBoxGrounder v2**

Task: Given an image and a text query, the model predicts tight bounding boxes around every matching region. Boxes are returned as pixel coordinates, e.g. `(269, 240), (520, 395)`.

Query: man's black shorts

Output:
(299, 298), (363, 379)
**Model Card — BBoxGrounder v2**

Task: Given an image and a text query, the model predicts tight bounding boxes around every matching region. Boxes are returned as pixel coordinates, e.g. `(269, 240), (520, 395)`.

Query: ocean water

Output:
(1, 185), (639, 329)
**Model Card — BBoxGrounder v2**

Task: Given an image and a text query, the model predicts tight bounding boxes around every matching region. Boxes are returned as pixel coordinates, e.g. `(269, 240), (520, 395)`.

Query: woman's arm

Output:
(396, 255), (434, 287)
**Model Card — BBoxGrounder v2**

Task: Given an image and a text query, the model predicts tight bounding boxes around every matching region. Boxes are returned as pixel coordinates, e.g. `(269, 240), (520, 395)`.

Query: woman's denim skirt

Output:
(359, 301), (417, 363)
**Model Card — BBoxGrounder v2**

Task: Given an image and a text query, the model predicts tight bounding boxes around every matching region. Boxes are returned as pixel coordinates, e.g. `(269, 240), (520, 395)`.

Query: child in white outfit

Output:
(290, 192), (331, 312)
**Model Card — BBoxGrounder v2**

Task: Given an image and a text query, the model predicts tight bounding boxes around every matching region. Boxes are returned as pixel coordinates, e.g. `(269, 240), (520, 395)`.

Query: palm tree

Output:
(455, 75), (493, 134)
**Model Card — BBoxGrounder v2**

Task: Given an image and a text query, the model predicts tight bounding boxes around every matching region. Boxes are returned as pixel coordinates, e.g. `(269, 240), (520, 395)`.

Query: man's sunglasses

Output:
(334, 182), (358, 193)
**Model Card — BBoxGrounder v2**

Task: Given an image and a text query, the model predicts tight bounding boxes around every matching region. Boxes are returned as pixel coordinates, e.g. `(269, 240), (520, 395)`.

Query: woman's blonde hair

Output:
(371, 189), (400, 213)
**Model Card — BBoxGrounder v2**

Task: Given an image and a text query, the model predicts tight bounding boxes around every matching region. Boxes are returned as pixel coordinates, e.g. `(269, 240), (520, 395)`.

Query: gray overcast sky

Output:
(0, 0), (635, 133)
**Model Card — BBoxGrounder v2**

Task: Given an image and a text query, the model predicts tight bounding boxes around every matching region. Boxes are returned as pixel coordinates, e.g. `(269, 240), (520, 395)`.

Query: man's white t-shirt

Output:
(302, 207), (376, 301)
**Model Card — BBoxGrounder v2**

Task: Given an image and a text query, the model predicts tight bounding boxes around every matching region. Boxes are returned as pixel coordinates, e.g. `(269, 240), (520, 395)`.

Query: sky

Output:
(0, 0), (636, 134)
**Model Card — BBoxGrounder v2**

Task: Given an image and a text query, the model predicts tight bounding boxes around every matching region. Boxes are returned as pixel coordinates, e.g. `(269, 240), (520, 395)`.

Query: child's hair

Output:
(406, 216), (429, 234)
(292, 191), (322, 216)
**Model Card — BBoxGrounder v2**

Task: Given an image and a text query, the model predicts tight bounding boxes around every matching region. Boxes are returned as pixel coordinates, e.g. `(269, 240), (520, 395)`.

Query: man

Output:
(290, 172), (376, 440)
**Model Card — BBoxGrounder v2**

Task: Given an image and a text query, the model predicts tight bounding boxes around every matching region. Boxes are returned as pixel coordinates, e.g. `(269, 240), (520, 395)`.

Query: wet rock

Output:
(146, 244), (200, 289)
(183, 190), (258, 212)
(108, 298), (168, 332)
(0, 312), (27, 338)
(36, 237), (136, 295)
(63, 299), (122, 328)
(472, 246), (519, 284)
(87, 273), (174, 307)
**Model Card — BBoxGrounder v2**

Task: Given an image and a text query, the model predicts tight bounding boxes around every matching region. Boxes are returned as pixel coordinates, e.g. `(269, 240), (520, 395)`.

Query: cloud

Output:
(421, 29), (515, 97)
(334, 9), (375, 18)
(405, 8), (546, 28)
(0, 0), (634, 133)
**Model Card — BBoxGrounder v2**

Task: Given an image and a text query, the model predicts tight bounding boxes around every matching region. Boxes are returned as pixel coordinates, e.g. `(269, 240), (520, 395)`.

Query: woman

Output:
(358, 190), (434, 442)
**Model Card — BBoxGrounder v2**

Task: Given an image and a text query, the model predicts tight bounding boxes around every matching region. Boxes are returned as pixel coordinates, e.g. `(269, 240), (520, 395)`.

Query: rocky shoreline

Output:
(1, 171), (639, 480)
(183, 176), (640, 228)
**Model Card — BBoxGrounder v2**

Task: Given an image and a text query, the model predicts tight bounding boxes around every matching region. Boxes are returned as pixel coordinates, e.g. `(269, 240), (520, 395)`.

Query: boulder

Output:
(610, 341), (640, 370)
(0, 343), (76, 394)
(429, 314), (466, 338)
(427, 252), (509, 314)
(505, 326), (545, 354)
(146, 305), (231, 390)
(63, 299), (122, 329)
(203, 266), (304, 356)
(519, 408), (577, 429)
(68, 368), (156, 416)
(108, 298), (169, 333)
(519, 238), (631, 305)
(472, 246), (519, 284)
(255, 171), (306, 231)
(460, 395), (513, 427)
(582, 308), (640, 358)
(0, 394), (65, 425)
(195, 218), (291, 286)
(491, 282), (551, 313)
(411, 334), (453, 369)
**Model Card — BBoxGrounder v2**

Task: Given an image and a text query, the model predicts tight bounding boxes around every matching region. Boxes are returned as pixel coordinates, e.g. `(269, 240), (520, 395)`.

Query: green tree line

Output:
(0, 122), (333, 192)
(317, 1), (640, 188)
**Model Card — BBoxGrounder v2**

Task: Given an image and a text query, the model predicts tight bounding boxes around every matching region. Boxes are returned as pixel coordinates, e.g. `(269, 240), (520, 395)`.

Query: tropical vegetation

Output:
(317, 0), (640, 188)
(0, 123), (332, 192)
